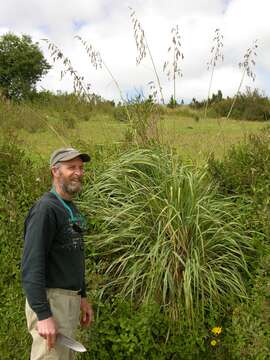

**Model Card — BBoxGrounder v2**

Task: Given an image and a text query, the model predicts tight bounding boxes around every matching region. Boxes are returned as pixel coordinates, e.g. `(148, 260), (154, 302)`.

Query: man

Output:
(22, 147), (93, 359)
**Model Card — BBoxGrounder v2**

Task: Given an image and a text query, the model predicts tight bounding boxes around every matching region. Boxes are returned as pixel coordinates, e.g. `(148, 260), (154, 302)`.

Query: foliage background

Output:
(0, 86), (270, 360)
(1, 121), (270, 358)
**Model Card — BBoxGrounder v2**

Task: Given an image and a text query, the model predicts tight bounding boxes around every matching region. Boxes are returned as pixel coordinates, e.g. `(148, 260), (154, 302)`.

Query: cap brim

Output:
(55, 152), (91, 164)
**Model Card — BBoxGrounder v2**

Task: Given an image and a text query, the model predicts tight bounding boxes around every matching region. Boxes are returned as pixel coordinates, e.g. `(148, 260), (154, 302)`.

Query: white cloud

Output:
(0, 0), (269, 102)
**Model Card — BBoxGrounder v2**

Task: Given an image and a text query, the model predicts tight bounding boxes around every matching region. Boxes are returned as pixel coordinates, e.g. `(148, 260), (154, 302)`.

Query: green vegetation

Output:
(191, 88), (270, 122)
(0, 33), (51, 100)
(207, 129), (270, 359)
(0, 93), (266, 164)
(1, 118), (270, 358)
(0, 20), (269, 358)
(82, 148), (250, 327)
(0, 39), (269, 357)
(0, 136), (50, 359)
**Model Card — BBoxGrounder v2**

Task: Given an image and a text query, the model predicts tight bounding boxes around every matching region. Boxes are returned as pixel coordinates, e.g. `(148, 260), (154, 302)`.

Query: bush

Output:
(211, 88), (270, 121)
(191, 88), (270, 121)
(208, 128), (270, 238)
(0, 132), (50, 359)
(222, 252), (270, 359)
(78, 297), (210, 360)
(207, 129), (270, 358)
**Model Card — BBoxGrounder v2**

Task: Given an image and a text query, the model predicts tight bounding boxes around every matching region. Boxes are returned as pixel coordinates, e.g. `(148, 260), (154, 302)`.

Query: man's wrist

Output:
(36, 309), (53, 321)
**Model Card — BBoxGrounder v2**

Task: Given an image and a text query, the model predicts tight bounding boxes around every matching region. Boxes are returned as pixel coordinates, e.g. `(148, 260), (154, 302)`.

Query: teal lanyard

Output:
(50, 188), (76, 222)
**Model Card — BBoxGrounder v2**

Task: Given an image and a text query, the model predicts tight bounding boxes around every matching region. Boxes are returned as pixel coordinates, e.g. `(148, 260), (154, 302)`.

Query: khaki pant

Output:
(26, 288), (81, 360)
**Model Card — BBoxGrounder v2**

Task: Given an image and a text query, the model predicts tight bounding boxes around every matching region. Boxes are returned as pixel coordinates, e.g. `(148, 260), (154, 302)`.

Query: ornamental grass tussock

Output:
(81, 147), (252, 330)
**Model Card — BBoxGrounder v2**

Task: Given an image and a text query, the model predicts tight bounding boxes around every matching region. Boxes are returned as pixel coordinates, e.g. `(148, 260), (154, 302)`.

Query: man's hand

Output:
(80, 298), (94, 327)
(37, 316), (58, 351)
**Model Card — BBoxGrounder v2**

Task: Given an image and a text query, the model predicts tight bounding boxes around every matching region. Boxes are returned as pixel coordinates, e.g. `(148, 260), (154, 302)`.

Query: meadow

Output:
(1, 98), (265, 162)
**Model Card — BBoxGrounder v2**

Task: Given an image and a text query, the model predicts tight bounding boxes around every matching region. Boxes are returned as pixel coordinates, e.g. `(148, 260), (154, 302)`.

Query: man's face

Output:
(54, 157), (84, 195)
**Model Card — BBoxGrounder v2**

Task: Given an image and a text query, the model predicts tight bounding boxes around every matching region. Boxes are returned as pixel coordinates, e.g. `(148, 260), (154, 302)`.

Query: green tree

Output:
(0, 33), (51, 100)
(167, 95), (177, 108)
(210, 89), (223, 103)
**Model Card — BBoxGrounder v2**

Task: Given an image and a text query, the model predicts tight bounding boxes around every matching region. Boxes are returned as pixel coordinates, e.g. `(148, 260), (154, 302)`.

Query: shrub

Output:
(221, 251), (270, 359)
(0, 132), (50, 359)
(208, 128), (270, 238)
(78, 297), (208, 360)
(191, 88), (270, 121)
(207, 129), (270, 358)
(211, 88), (270, 121)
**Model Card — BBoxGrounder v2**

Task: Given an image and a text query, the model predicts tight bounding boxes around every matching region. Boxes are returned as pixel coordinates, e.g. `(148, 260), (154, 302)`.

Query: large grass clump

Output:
(82, 148), (250, 325)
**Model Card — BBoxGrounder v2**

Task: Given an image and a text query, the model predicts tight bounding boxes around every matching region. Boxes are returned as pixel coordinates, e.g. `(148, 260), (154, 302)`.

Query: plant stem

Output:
(173, 47), (176, 105)
(101, 60), (131, 123)
(204, 65), (215, 120)
(75, 36), (132, 123)
(226, 70), (246, 120)
(144, 37), (165, 104)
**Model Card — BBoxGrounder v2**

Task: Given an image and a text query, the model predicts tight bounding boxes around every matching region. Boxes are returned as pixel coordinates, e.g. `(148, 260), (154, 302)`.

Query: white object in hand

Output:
(56, 333), (87, 352)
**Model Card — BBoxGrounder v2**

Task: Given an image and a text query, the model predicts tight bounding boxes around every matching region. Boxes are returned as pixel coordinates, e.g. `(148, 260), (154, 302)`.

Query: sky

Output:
(0, 0), (269, 103)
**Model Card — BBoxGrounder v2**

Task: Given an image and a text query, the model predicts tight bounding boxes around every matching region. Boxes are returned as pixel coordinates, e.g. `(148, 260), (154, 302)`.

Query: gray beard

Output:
(60, 180), (82, 195)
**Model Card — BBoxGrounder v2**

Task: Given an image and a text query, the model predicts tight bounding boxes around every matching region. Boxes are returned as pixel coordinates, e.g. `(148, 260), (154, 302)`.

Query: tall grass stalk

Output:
(204, 29), (224, 120)
(226, 40), (258, 120)
(81, 148), (250, 327)
(75, 36), (131, 123)
(43, 39), (92, 102)
(129, 8), (165, 104)
(163, 25), (184, 106)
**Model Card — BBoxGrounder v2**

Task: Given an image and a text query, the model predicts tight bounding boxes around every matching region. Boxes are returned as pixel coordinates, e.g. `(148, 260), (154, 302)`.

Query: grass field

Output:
(16, 112), (266, 163)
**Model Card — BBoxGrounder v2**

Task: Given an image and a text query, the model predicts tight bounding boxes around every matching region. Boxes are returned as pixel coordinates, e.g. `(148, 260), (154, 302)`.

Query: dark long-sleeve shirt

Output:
(21, 191), (86, 320)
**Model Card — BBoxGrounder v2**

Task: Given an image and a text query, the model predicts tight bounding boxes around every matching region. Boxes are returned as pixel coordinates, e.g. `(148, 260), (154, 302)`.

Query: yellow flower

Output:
(211, 326), (222, 335)
(211, 340), (217, 346)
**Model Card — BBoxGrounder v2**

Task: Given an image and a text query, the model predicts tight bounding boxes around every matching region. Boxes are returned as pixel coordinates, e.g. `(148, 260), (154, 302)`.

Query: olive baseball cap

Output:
(50, 147), (91, 167)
